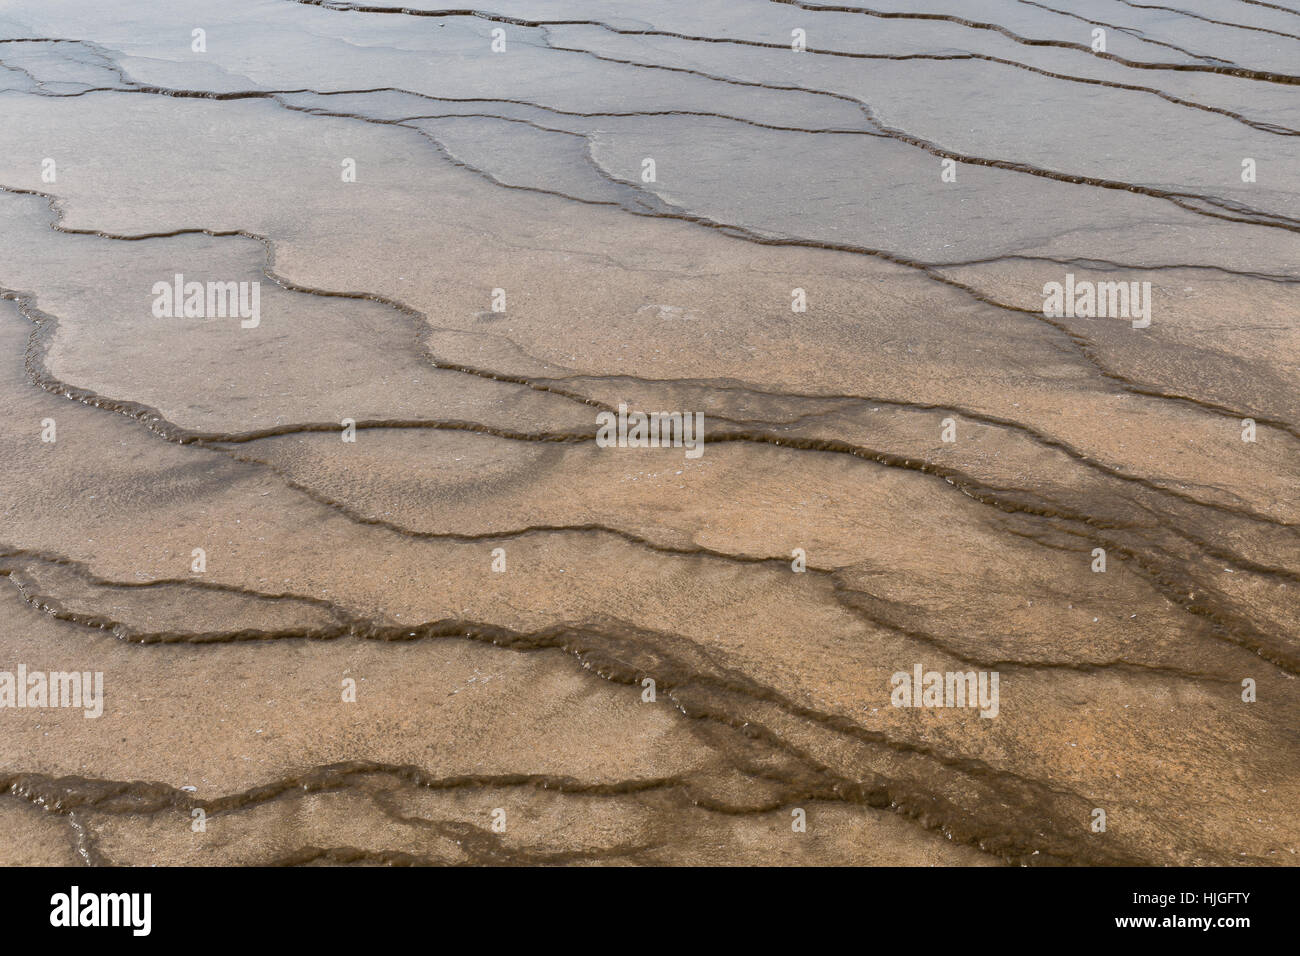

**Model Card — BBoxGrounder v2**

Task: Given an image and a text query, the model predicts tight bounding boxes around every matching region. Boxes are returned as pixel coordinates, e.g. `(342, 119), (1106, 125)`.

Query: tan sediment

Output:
(0, 0), (1296, 867)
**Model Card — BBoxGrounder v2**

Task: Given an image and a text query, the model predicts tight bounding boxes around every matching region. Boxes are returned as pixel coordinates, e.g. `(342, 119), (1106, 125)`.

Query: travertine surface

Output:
(0, 0), (1296, 866)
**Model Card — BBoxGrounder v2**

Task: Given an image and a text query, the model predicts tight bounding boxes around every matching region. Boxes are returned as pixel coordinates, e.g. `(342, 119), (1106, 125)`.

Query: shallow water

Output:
(0, 0), (1296, 866)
